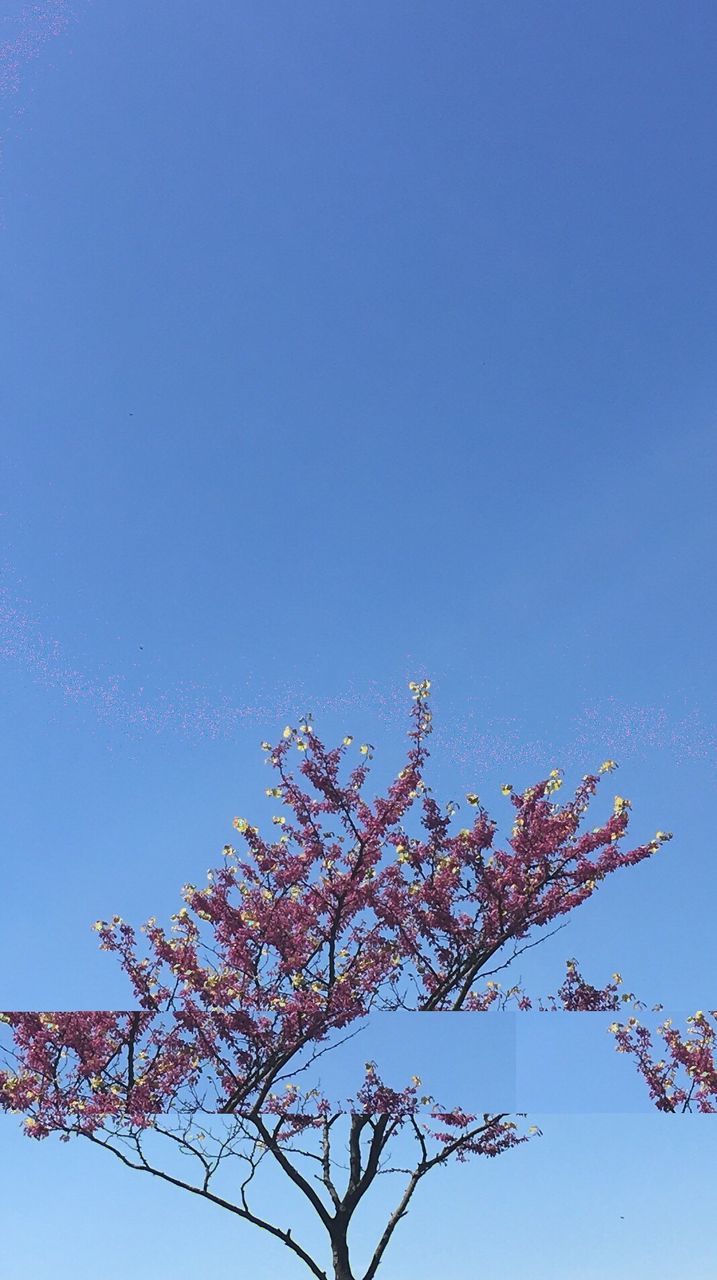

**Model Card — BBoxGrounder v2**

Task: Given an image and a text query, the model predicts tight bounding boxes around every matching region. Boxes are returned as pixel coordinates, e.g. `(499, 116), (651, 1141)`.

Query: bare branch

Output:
(78, 1126), (330, 1280)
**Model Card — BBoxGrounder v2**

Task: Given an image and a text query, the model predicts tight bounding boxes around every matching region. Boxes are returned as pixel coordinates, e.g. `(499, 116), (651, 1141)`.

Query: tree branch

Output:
(250, 1114), (335, 1230)
(79, 1126), (329, 1280)
(361, 1164), (425, 1280)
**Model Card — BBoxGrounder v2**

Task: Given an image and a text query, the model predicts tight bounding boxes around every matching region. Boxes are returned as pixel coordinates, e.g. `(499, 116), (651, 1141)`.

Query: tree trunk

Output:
(331, 1224), (355, 1280)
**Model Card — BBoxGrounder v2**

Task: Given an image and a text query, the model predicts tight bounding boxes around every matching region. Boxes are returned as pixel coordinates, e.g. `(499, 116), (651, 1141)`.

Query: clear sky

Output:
(1, 2), (716, 1276)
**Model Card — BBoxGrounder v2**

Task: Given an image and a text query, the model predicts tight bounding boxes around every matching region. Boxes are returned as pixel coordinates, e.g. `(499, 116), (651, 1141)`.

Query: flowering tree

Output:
(0, 680), (693, 1280)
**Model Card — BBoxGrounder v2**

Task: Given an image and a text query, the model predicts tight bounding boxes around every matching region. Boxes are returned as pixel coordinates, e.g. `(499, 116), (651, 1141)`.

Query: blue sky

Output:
(1, 2), (716, 1276)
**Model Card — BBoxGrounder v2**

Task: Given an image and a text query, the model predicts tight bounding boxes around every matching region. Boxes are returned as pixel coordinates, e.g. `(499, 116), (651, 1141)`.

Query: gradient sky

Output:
(1, 2), (716, 1277)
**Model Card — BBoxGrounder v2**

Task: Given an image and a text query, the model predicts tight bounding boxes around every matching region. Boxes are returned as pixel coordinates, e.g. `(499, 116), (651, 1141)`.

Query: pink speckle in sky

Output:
(1, 574), (715, 773)
(0, 1), (72, 102)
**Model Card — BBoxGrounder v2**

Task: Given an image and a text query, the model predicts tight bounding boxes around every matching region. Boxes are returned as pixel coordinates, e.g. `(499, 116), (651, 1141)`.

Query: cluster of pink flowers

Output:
(608, 1009), (717, 1113)
(476, 958), (717, 1113)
